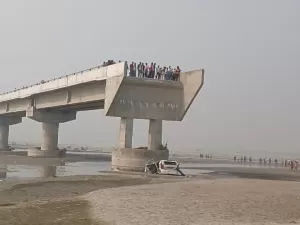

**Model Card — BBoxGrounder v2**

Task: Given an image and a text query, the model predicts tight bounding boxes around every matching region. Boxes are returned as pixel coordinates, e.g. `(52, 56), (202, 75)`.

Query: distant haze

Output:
(0, 0), (299, 154)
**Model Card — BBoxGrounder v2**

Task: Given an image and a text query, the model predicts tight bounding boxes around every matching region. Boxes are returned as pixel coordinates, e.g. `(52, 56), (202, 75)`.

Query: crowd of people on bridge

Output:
(101, 60), (181, 81)
(6, 59), (180, 94)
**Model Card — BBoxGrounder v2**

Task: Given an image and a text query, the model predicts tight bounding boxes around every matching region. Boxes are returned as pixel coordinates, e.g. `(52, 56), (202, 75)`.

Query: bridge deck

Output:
(0, 62), (125, 102)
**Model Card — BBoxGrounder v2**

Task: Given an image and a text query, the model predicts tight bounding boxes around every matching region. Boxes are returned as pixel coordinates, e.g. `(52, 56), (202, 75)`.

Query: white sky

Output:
(0, 0), (299, 153)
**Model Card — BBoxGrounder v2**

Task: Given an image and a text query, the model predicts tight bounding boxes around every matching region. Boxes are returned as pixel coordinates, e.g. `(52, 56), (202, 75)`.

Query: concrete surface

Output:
(148, 119), (162, 150)
(180, 69), (205, 120)
(0, 116), (22, 151)
(41, 123), (59, 151)
(26, 107), (77, 123)
(0, 62), (126, 102)
(27, 107), (76, 152)
(0, 125), (9, 151)
(105, 76), (184, 120)
(111, 148), (169, 172)
(119, 118), (133, 148)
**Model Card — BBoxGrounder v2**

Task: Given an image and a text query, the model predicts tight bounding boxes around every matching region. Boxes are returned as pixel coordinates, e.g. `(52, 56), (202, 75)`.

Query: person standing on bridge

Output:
(133, 62), (137, 77)
(144, 63), (149, 78)
(173, 66), (181, 81)
(129, 62), (134, 76)
(137, 62), (142, 77)
(125, 61), (129, 75)
(156, 65), (162, 80)
(141, 63), (145, 78)
(149, 62), (154, 78)
(164, 67), (169, 80)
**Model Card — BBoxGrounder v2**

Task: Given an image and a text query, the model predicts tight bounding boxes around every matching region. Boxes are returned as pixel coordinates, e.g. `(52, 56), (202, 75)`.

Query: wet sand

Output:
(0, 155), (300, 224)
(0, 174), (181, 225)
(0, 153), (111, 166)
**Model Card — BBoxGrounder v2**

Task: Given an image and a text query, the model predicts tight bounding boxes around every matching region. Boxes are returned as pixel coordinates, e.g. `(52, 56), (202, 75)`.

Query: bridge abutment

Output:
(26, 107), (76, 157)
(0, 116), (22, 151)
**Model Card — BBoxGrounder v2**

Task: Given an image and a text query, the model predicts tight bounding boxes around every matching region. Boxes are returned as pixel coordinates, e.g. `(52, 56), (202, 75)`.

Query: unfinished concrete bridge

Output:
(0, 62), (204, 171)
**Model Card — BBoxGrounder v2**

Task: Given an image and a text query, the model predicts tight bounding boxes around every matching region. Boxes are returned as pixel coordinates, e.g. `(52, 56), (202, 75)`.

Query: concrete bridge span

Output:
(0, 62), (204, 171)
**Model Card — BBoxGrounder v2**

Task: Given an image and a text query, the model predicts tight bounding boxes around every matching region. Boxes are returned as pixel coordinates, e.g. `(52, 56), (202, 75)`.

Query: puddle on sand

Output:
(0, 161), (110, 181)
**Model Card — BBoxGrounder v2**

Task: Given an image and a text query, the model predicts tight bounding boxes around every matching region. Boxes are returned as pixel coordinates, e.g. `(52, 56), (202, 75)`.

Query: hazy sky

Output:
(0, 0), (299, 153)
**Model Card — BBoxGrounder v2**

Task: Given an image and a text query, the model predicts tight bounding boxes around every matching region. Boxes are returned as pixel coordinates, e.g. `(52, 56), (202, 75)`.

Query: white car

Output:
(158, 160), (180, 174)
(145, 160), (185, 176)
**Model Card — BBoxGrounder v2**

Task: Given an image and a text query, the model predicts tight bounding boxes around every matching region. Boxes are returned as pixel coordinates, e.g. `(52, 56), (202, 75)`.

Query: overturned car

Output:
(144, 160), (185, 176)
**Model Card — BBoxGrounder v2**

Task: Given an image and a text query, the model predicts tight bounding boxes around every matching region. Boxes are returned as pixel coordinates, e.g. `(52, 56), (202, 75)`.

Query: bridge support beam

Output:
(148, 119), (162, 150)
(26, 107), (76, 157)
(0, 116), (22, 151)
(119, 117), (133, 148)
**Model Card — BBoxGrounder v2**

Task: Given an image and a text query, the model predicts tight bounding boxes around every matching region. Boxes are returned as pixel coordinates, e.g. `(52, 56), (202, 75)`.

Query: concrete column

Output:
(0, 125), (9, 151)
(119, 117), (133, 148)
(148, 119), (162, 150)
(41, 122), (59, 151)
(0, 116), (22, 151)
(26, 108), (76, 157)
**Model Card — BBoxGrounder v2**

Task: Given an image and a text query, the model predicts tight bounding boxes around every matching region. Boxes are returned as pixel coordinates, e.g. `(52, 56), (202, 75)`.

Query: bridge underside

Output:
(47, 100), (104, 112)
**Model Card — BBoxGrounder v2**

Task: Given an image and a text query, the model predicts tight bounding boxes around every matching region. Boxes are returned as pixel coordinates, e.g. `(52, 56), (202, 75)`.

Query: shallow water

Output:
(180, 162), (282, 169)
(0, 160), (282, 181)
(0, 161), (217, 181)
(0, 161), (111, 181)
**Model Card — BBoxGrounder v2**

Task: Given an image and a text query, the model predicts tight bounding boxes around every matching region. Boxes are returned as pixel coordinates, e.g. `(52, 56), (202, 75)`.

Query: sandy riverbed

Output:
(86, 178), (300, 225)
(0, 155), (300, 224)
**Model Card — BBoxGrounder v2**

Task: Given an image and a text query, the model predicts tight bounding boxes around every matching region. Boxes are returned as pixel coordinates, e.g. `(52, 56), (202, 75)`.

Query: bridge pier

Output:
(0, 125), (9, 151)
(119, 117), (133, 148)
(0, 116), (22, 151)
(112, 118), (168, 172)
(148, 119), (162, 150)
(26, 107), (76, 157)
(41, 122), (59, 151)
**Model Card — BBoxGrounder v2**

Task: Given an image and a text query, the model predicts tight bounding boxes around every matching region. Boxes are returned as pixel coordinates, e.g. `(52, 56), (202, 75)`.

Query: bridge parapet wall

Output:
(0, 62), (126, 102)
(104, 69), (204, 121)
